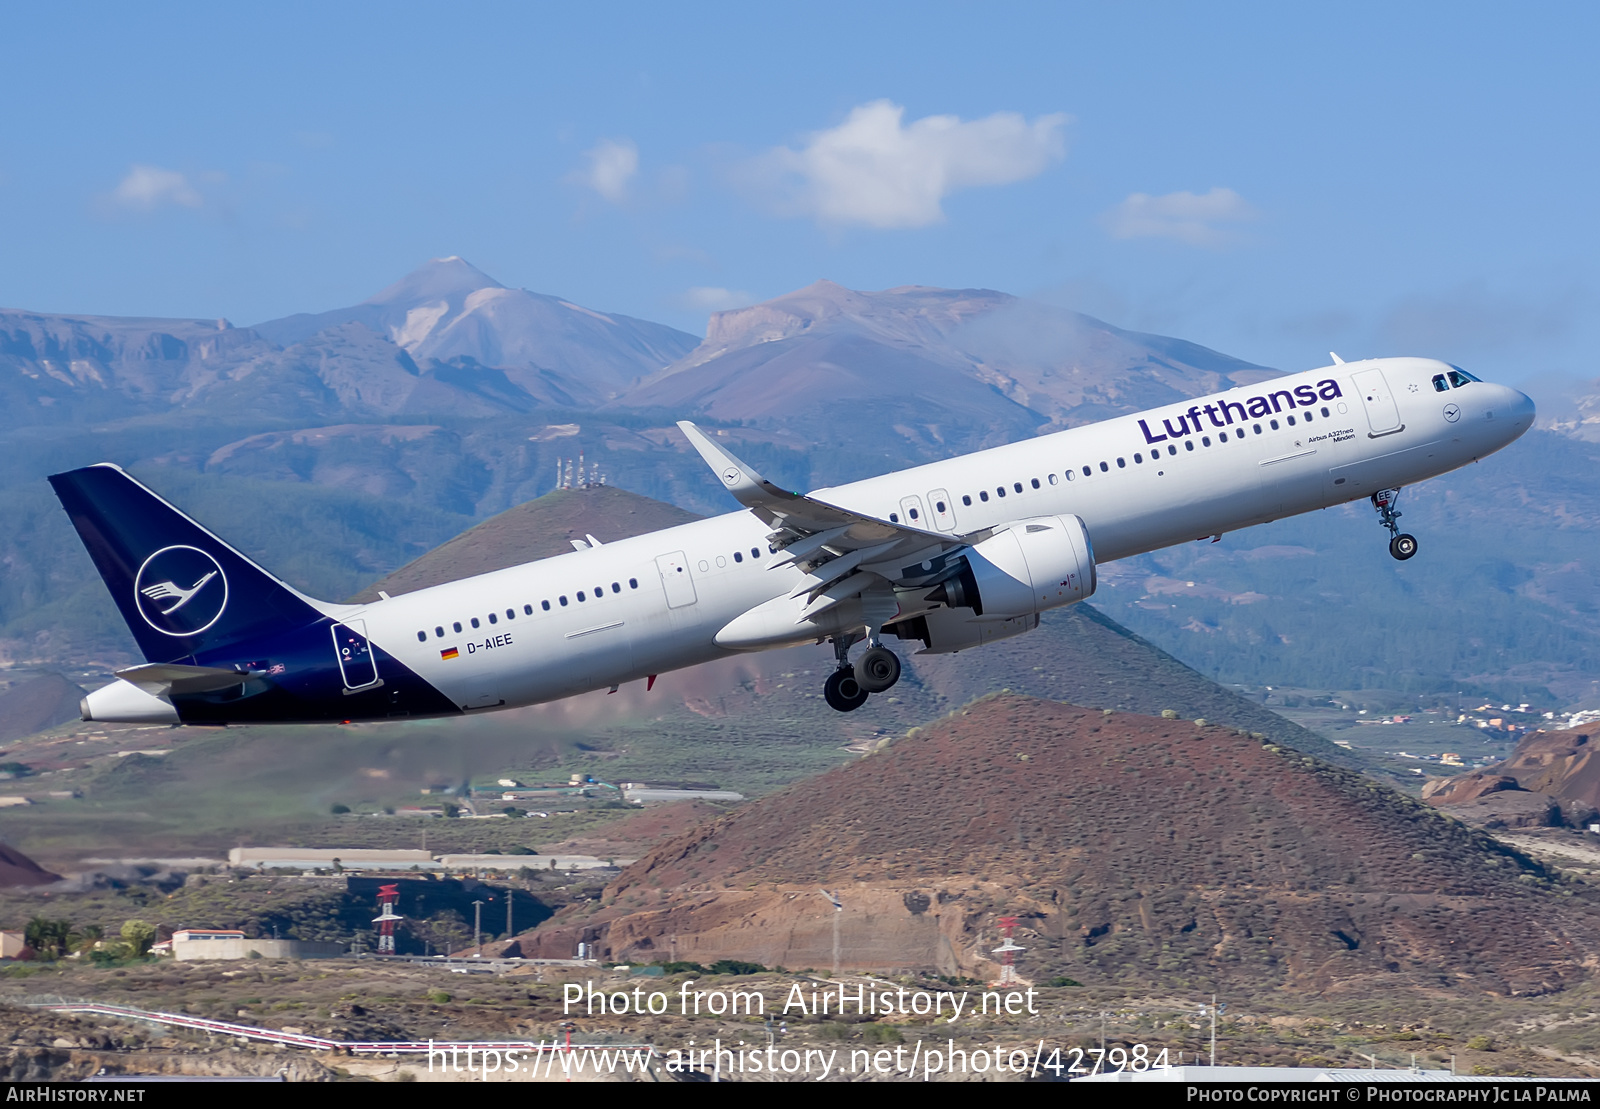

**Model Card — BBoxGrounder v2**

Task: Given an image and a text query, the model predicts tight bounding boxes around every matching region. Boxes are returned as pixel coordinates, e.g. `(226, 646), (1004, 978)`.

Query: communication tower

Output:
(373, 883), (403, 955)
(991, 915), (1025, 987)
(554, 451), (607, 490)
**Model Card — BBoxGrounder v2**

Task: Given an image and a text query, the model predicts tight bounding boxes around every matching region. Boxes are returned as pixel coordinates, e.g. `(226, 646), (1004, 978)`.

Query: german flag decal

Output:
(440, 647), (459, 660)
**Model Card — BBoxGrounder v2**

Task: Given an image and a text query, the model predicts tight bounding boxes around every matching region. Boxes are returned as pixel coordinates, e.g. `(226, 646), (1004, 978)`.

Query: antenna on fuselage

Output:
(1329, 352), (1345, 364)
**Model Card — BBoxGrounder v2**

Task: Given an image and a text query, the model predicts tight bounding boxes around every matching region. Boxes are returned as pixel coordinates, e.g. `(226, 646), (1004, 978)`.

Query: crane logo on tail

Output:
(134, 546), (229, 637)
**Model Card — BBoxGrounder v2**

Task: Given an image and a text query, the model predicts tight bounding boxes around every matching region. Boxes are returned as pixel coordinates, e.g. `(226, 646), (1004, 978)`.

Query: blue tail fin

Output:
(49, 464), (328, 664)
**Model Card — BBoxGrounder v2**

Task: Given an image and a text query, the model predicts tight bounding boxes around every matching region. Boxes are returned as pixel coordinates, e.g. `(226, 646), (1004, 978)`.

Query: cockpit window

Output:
(1432, 374), (1450, 393)
(1447, 370), (1475, 388)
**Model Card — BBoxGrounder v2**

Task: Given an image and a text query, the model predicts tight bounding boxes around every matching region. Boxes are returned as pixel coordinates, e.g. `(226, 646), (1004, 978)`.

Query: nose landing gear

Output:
(1372, 488), (1418, 561)
(822, 634), (902, 712)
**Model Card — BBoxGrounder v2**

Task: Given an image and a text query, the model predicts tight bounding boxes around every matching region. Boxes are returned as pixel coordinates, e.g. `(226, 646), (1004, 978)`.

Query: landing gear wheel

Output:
(824, 668), (869, 712)
(1389, 533), (1418, 561)
(855, 646), (901, 694)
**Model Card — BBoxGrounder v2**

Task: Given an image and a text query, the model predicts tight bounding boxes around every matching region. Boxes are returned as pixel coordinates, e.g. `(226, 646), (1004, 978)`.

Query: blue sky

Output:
(2, 2), (1594, 384)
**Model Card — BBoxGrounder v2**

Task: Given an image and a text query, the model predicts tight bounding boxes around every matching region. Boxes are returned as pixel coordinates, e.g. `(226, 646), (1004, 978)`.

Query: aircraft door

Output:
(927, 489), (957, 531)
(655, 551), (698, 608)
(898, 495), (927, 527)
(1352, 367), (1403, 436)
(331, 620), (380, 690)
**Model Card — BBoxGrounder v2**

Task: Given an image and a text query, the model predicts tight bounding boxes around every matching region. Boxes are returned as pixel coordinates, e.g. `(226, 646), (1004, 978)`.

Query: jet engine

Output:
(929, 514), (1096, 619)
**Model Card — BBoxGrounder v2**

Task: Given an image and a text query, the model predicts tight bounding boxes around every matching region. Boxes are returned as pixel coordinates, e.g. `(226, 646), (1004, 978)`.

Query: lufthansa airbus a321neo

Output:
(52, 356), (1535, 725)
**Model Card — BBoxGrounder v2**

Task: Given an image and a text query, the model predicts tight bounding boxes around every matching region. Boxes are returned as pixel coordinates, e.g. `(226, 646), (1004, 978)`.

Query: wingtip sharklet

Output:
(677, 420), (796, 509)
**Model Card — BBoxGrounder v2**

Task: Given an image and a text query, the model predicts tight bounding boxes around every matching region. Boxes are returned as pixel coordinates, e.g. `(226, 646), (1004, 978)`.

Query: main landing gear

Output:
(1372, 488), (1418, 561)
(823, 635), (902, 712)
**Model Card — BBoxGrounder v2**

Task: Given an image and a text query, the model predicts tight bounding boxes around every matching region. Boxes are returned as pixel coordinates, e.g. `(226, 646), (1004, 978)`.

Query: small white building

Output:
(170, 929), (344, 961)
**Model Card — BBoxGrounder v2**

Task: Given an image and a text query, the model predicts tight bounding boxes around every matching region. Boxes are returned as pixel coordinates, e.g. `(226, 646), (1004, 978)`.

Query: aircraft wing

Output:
(677, 421), (969, 605)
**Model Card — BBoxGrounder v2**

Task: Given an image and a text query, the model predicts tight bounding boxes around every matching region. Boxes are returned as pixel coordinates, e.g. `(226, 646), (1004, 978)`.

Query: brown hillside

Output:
(524, 695), (1600, 995)
(0, 672), (86, 743)
(1426, 728), (1600, 828)
(349, 485), (700, 601)
(0, 843), (61, 888)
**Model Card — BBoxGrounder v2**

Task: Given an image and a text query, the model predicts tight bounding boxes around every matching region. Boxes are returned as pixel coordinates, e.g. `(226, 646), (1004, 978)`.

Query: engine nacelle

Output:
(933, 514), (1096, 620)
(887, 609), (1039, 655)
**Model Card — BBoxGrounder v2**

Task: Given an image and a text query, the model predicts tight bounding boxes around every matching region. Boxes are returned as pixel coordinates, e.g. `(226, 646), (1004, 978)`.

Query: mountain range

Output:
(1, 258), (1597, 713)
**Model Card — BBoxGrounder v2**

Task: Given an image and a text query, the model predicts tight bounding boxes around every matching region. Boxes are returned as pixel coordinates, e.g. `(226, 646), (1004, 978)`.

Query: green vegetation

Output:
(21, 916), (156, 963)
(708, 959), (767, 975)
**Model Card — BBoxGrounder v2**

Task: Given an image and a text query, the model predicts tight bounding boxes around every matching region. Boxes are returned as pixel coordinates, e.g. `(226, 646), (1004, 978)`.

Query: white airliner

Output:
(52, 356), (1533, 724)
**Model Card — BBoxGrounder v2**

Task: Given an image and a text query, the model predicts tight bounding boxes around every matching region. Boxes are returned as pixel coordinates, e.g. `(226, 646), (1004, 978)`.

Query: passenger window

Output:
(577, 591), (586, 602)
(1270, 419), (1279, 430)
(1031, 478), (1041, 489)
(980, 490), (990, 501)
(471, 617), (480, 628)
(1099, 461), (1109, 472)
(997, 487), (1006, 497)
(734, 550), (743, 562)
(890, 512), (899, 522)
(751, 548), (760, 559)
(453, 621), (462, 632)
(1063, 471), (1074, 481)
(541, 600), (550, 611)
(559, 597), (568, 607)
(909, 508), (919, 520)
(595, 585), (604, 596)
(416, 631), (426, 642)
(1286, 415), (1296, 426)
(1320, 407), (1330, 417)
(936, 500), (948, 510)
(1202, 437), (1211, 447)
(1134, 453), (1143, 463)
(435, 626), (444, 638)
(1084, 466), (1093, 476)
(1304, 411), (1313, 422)
(488, 613), (497, 624)
(506, 608), (515, 619)
(1219, 432), (1228, 442)
(962, 494), (972, 505)
(612, 582), (621, 593)
(1117, 457), (1126, 468)
(1013, 482), (1023, 493)
(1047, 475), (1057, 486)
(629, 578), (639, 589)
(1254, 423), (1262, 434)
(1167, 445), (1177, 456)
(524, 604), (533, 615)
(1185, 442), (1195, 452)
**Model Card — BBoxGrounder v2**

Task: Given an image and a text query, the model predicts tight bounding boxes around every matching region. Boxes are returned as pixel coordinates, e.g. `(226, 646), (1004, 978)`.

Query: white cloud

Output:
(680, 286), (756, 312)
(110, 164), (204, 211)
(748, 100), (1069, 229)
(1102, 187), (1256, 247)
(573, 138), (639, 203)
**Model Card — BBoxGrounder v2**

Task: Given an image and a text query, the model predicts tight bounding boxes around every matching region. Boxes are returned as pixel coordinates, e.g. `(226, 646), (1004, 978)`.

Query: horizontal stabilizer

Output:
(115, 663), (249, 696)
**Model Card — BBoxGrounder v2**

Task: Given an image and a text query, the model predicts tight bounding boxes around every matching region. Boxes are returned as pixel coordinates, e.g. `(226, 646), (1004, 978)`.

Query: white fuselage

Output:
(336, 357), (1534, 711)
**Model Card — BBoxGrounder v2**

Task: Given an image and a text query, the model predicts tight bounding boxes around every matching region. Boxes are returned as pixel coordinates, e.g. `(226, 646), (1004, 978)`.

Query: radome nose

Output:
(1506, 386), (1536, 429)
(1492, 384), (1536, 439)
